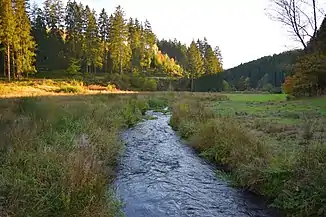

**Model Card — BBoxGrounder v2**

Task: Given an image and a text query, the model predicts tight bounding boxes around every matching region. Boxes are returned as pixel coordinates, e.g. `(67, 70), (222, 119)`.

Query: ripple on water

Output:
(114, 112), (281, 217)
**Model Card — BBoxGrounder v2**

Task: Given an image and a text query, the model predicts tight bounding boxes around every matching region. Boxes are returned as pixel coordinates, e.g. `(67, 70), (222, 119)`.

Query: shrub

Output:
(142, 78), (157, 91)
(107, 84), (117, 91)
(55, 85), (83, 93)
(67, 58), (81, 75)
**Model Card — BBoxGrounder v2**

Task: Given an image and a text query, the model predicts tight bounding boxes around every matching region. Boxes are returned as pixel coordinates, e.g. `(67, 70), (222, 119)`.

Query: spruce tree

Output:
(98, 8), (109, 72)
(108, 5), (131, 73)
(13, 0), (36, 78)
(214, 45), (223, 67)
(128, 17), (142, 70)
(43, 0), (64, 30)
(204, 45), (222, 75)
(83, 6), (102, 73)
(43, 0), (66, 70)
(139, 19), (156, 70)
(65, 0), (84, 68)
(187, 40), (204, 91)
(0, 0), (16, 80)
(31, 4), (48, 70)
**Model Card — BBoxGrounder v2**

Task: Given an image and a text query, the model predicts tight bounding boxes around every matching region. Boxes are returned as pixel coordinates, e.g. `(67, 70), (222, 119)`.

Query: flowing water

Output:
(114, 111), (280, 217)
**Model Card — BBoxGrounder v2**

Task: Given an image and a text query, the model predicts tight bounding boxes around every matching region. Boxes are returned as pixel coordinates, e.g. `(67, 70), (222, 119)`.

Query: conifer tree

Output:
(187, 40), (204, 91)
(128, 17), (142, 70)
(13, 0), (36, 78)
(65, 0), (84, 71)
(31, 4), (48, 70)
(98, 8), (109, 72)
(43, 0), (66, 70)
(139, 19), (156, 70)
(214, 45), (223, 67)
(108, 5), (131, 73)
(83, 6), (102, 73)
(0, 0), (16, 80)
(204, 45), (222, 75)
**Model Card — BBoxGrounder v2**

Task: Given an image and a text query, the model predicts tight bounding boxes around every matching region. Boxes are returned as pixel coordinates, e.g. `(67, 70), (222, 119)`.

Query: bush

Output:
(142, 78), (157, 91)
(55, 85), (83, 93)
(67, 58), (81, 75)
(107, 84), (117, 91)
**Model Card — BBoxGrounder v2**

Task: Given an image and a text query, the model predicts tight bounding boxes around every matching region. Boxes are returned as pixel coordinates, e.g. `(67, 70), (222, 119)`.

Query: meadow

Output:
(171, 93), (326, 216)
(1, 80), (325, 217)
(0, 80), (171, 217)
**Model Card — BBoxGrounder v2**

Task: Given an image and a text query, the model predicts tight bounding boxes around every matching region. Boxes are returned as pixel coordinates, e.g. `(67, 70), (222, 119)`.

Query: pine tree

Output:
(108, 6), (131, 73)
(98, 8), (109, 72)
(128, 17), (142, 70)
(65, 1), (84, 64)
(204, 45), (222, 75)
(13, 0), (36, 78)
(0, 0), (16, 80)
(187, 40), (204, 91)
(139, 19), (156, 70)
(43, 0), (66, 70)
(83, 6), (102, 73)
(214, 45), (223, 67)
(31, 4), (48, 70)
(43, 0), (64, 30)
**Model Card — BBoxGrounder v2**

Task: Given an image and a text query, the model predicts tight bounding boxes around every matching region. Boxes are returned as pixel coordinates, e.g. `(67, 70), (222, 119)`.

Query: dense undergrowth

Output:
(0, 93), (169, 217)
(170, 97), (326, 217)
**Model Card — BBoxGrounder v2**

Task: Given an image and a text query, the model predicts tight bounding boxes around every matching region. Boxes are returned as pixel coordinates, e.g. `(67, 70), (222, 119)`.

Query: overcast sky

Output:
(35, 0), (321, 69)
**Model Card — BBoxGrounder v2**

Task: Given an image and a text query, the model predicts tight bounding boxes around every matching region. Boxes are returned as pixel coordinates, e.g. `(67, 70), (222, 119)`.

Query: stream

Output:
(114, 111), (280, 217)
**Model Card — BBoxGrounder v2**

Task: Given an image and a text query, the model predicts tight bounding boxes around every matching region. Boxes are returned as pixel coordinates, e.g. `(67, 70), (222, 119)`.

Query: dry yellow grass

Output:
(0, 80), (136, 98)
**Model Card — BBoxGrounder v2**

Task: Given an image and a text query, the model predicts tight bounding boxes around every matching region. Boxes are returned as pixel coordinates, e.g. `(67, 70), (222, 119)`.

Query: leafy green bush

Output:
(106, 73), (157, 91)
(142, 78), (157, 91)
(67, 58), (81, 75)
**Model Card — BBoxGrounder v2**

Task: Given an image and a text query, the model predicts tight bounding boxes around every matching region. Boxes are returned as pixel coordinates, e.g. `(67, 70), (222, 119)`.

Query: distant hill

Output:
(194, 49), (301, 92)
(223, 49), (301, 90)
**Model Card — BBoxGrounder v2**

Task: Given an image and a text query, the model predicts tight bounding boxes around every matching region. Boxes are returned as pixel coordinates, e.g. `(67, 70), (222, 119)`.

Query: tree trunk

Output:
(312, 0), (317, 38)
(12, 52), (16, 79)
(191, 77), (194, 92)
(3, 53), (6, 77)
(7, 45), (10, 82)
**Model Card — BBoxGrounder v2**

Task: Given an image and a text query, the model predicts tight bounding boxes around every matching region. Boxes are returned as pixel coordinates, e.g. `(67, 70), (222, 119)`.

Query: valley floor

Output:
(1, 81), (325, 216)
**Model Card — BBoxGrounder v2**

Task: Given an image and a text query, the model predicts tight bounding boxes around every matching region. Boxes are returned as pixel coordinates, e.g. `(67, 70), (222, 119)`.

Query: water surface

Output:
(115, 111), (279, 217)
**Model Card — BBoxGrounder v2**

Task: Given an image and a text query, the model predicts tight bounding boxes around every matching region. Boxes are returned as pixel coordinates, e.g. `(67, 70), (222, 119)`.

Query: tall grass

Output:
(0, 93), (168, 217)
(170, 98), (326, 217)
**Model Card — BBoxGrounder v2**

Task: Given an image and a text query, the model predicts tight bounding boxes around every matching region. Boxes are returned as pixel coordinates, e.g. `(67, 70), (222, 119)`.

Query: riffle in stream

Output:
(114, 111), (280, 217)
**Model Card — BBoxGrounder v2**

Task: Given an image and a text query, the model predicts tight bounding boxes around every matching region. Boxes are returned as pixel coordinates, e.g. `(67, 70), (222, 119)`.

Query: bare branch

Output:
(267, 0), (323, 49)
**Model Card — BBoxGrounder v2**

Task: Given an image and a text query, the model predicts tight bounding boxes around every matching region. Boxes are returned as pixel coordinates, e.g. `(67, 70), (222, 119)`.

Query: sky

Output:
(35, 0), (310, 69)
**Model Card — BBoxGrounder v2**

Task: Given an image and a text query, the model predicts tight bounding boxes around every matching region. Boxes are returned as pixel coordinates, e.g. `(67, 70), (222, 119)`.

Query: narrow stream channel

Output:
(114, 111), (280, 217)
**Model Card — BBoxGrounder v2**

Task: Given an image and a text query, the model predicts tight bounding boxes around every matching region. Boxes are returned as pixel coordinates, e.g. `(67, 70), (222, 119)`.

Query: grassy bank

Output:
(170, 93), (326, 216)
(0, 88), (171, 216)
(0, 79), (133, 98)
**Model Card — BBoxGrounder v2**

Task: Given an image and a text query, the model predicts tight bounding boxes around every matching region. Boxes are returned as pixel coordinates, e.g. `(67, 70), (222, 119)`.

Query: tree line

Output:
(0, 0), (223, 84)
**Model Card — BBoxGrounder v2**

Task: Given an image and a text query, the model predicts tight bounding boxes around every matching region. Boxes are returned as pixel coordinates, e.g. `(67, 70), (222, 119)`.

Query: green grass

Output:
(170, 93), (326, 217)
(0, 91), (171, 217)
(225, 93), (287, 102)
(2, 81), (326, 217)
